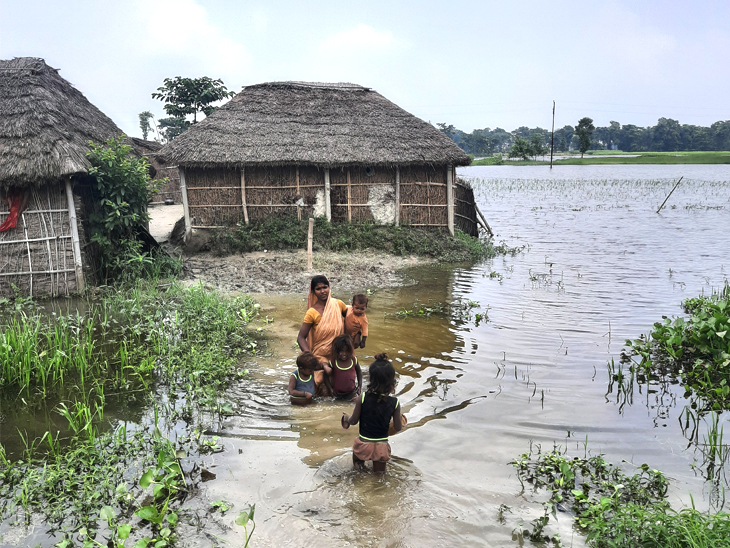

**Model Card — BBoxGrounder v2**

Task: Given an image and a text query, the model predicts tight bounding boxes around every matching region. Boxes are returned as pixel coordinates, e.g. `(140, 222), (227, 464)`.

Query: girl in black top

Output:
(341, 353), (403, 472)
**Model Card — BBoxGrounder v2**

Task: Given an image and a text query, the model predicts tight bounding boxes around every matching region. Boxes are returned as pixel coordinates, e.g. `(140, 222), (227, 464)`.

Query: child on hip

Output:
(341, 353), (404, 472)
(288, 352), (318, 405)
(344, 294), (369, 349)
(323, 334), (362, 402)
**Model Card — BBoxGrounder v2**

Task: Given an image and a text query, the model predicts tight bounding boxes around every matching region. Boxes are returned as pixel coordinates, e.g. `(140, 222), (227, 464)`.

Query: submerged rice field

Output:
(1, 163), (730, 547)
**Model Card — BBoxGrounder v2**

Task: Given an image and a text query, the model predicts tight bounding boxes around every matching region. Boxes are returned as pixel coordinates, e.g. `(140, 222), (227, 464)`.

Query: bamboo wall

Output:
(455, 181), (478, 237)
(183, 164), (475, 233)
(0, 183), (85, 297)
(398, 166), (448, 227)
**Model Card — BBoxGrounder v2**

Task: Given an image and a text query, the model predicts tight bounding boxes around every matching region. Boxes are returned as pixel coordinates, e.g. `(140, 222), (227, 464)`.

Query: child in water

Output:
(341, 353), (403, 472)
(288, 352), (318, 405)
(344, 294), (368, 349)
(323, 334), (362, 402)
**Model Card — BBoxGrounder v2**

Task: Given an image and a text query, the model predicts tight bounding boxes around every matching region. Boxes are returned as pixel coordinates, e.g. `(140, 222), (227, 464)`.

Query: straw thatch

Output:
(0, 57), (124, 189)
(158, 81), (471, 168)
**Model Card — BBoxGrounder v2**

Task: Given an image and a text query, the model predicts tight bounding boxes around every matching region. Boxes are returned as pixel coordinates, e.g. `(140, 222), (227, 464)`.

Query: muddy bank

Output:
(181, 249), (431, 293)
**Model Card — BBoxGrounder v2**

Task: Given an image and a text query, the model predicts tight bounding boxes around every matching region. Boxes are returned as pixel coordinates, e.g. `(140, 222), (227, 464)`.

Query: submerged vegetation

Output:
(209, 216), (510, 262)
(625, 283), (730, 413)
(512, 444), (730, 547)
(471, 150), (730, 166)
(0, 281), (262, 546)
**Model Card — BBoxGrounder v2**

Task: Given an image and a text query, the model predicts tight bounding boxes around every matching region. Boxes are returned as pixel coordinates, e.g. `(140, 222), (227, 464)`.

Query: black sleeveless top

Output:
(359, 393), (399, 442)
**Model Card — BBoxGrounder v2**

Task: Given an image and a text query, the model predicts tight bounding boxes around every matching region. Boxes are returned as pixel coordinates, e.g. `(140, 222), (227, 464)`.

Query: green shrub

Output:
(209, 217), (516, 262)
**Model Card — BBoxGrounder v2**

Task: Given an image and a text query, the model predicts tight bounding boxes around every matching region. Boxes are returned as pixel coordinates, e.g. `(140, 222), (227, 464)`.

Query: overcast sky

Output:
(1, 0), (728, 137)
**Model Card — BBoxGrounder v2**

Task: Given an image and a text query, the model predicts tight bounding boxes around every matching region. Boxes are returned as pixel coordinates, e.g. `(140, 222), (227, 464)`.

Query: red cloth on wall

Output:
(0, 190), (29, 232)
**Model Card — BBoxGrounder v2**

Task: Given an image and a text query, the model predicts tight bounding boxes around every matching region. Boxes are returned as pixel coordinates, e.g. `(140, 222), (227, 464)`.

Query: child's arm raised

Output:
(341, 395), (362, 429)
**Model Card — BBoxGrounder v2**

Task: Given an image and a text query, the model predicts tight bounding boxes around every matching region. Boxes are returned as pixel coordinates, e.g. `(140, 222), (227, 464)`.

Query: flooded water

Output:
(194, 164), (730, 547)
(2, 164), (729, 547)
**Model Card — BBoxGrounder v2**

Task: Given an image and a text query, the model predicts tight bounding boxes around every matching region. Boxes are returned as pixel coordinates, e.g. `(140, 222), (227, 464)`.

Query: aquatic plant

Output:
(625, 283), (730, 413)
(512, 444), (730, 547)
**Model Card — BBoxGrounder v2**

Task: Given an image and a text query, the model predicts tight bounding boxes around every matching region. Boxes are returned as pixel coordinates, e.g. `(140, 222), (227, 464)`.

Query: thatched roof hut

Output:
(160, 81), (470, 168)
(159, 82), (477, 240)
(130, 137), (181, 204)
(0, 57), (124, 297)
(0, 57), (123, 188)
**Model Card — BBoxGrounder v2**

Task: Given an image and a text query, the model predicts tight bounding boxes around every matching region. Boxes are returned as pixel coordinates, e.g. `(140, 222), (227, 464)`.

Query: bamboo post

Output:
(22, 216), (33, 296)
(240, 167), (249, 224)
(307, 217), (314, 271)
(346, 169), (352, 222)
(474, 203), (494, 237)
(656, 176), (683, 213)
(550, 100), (555, 169)
(64, 178), (85, 292)
(446, 164), (454, 236)
(179, 168), (192, 242)
(395, 167), (400, 226)
(296, 167), (301, 221)
(324, 169), (331, 221)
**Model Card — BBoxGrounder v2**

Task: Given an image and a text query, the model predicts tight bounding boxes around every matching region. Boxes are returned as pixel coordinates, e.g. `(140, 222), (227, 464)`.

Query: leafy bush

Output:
(87, 136), (172, 282)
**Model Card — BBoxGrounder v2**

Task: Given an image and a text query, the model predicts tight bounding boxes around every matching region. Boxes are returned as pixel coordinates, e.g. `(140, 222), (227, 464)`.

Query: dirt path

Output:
(182, 250), (430, 293)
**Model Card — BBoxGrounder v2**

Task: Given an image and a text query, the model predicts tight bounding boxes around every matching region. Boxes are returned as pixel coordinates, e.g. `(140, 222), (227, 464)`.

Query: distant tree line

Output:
(437, 118), (730, 156)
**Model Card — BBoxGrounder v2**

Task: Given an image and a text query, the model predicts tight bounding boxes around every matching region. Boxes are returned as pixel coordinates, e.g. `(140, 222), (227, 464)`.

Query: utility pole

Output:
(550, 100), (556, 169)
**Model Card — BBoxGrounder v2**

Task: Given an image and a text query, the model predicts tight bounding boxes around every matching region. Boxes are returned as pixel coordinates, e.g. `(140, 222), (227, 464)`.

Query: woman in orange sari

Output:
(297, 275), (346, 396)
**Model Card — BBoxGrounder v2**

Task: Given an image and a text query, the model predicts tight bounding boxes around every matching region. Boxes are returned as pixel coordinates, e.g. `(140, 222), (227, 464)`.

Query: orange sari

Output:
(305, 280), (344, 394)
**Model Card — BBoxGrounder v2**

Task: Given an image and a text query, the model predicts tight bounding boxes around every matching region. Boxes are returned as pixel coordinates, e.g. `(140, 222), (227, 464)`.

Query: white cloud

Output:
(319, 24), (397, 54)
(135, 0), (252, 78)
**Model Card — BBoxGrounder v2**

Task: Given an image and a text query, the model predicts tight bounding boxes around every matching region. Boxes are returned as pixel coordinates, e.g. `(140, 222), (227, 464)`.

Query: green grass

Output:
(471, 150), (730, 166)
(0, 281), (263, 544)
(209, 216), (513, 262)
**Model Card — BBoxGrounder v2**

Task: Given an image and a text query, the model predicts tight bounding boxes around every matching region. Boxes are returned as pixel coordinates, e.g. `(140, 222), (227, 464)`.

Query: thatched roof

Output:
(158, 81), (471, 168)
(0, 57), (124, 188)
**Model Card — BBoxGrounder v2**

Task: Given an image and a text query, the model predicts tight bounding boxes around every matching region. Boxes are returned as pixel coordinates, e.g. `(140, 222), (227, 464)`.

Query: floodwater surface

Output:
(196, 164), (730, 547)
(2, 164), (729, 547)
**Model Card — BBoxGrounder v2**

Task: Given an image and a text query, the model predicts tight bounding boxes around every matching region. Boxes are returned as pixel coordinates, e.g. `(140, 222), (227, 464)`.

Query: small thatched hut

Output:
(0, 57), (124, 297)
(158, 81), (477, 241)
(130, 137), (181, 204)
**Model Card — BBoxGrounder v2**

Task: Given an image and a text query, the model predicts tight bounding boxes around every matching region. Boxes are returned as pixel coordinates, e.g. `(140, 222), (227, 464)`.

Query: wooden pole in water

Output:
(65, 177), (85, 292)
(307, 217), (314, 271)
(550, 100), (555, 169)
(656, 176), (683, 213)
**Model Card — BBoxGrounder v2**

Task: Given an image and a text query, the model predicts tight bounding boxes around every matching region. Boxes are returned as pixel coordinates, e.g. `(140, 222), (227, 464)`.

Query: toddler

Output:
(288, 352), (318, 405)
(344, 293), (369, 349)
(323, 334), (362, 401)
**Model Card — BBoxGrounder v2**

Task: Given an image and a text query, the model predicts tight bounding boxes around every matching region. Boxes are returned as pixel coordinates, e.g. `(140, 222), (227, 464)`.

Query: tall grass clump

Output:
(512, 445), (730, 547)
(209, 216), (514, 262)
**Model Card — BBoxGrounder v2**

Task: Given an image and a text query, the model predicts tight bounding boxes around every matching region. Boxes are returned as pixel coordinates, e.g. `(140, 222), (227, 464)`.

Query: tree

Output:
(653, 118), (681, 151)
(152, 76), (235, 139)
(530, 133), (548, 159)
(138, 111), (154, 140)
(509, 136), (533, 160)
(158, 117), (191, 142)
(576, 117), (595, 158)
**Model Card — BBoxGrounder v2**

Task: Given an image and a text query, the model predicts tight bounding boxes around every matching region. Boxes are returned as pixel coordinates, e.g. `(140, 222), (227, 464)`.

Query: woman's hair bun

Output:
(374, 352), (389, 361)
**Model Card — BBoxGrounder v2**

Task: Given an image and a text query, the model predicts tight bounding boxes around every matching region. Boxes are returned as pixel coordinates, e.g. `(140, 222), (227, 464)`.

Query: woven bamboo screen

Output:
(455, 181), (478, 237)
(184, 164), (459, 230)
(185, 168), (244, 227)
(0, 183), (80, 297)
(330, 167), (396, 223)
(151, 165), (181, 204)
(398, 166), (448, 227)
(244, 166), (320, 221)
